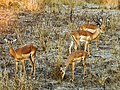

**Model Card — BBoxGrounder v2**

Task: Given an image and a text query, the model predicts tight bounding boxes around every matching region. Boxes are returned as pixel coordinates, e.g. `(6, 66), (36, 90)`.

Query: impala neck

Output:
(100, 24), (106, 32)
(64, 58), (73, 72)
(100, 16), (106, 32)
(92, 29), (100, 40)
(9, 44), (16, 58)
(102, 16), (106, 26)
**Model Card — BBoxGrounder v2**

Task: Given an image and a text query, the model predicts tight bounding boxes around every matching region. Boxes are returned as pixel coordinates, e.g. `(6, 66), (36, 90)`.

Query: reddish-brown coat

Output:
(80, 24), (98, 30)
(5, 39), (37, 78)
(60, 50), (87, 81)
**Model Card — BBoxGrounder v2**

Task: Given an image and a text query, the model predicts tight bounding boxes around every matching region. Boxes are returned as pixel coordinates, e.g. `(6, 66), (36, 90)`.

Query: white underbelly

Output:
(79, 36), (89, 42)
(80, 39), (86, 42)
(86, 29), (96, 33)
(74, 57), (82, 62)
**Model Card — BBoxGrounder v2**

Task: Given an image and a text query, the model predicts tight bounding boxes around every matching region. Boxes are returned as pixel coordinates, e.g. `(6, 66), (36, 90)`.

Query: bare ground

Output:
(0, 6), (120, 90)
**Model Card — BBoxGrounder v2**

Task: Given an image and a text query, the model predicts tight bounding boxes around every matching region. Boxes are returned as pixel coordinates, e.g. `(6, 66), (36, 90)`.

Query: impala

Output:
(4, 38), (37, 78)
(79, 13), (110, 50)
(69, 27), (103, 55)
(60, 50), (87, 81)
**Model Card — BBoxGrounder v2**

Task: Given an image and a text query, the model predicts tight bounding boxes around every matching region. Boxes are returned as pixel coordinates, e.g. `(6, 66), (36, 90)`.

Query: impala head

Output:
(99, 15), (111, 33)
(60, 65), (66, 80)
(4, 38), (17, 47)
(99, 24), (105, 33)
(100, 15), (107, 33)
(93, 11), (111, 33)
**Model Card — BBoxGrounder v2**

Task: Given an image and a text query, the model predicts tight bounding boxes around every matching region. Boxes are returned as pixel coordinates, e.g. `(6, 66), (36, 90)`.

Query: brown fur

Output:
(5, 39), (37, 78)
(60, 50), (87, 81)
(15, 44), (36, 56)
(69, 28), (102, 55)
(76, 15), (107, 51)
(80, 24), (98, 30)
(71, 30), (94, 37)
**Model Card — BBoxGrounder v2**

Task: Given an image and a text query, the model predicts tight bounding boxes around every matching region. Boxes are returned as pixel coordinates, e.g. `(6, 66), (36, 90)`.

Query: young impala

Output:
(4, 38), (37, 78)
(69, 26), (103, 55)
(60, 50), (87, 81)
(79, 13), (110, 50)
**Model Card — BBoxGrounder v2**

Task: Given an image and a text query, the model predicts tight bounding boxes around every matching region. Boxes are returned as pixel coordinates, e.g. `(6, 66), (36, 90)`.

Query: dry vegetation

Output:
(0, 0), (120, 90)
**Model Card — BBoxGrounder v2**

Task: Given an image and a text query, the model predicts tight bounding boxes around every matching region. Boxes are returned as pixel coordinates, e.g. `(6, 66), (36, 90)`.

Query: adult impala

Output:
(79, 13), (110, 50)
(60, 50), (87, 81)
(4, 38), (37, 78)
(69, 25), (103, 55)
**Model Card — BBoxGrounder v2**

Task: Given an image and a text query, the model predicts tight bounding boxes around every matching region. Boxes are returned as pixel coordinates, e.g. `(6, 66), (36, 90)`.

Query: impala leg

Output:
(84, 42), (88, 52)
(85, 42), (90, 56)
(32, 57), (36, 78)
(29, 59), (34, 78)
(15, 61), (19, 75)
(88, 43), (91, 56)
(74, 39), (79, 51)
(29, 55), (36, 78)
(69, 41), (73, 54)
(83, 57), (86, 79)
(84, 42), (87, 52)
(71, 62), (75, 81)
(96, 36), (99, 50)
(21, 61), (26, 76)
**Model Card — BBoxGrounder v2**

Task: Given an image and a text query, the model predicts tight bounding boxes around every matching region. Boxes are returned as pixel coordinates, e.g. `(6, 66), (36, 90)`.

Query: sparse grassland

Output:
(0, 0), (120, 90)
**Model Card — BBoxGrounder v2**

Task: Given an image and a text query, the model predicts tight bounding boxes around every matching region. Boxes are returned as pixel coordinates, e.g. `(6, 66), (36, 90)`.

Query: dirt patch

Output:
(0, 6), (120, 90)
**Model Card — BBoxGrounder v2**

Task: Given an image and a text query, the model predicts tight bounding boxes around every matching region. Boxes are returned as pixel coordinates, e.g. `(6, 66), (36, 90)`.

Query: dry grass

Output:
(0, 0), (45, 12)
(0, 0), (119, 34)
(101, 0), (119, 9)
(0, 9), (16, 34)
(0, 0), (119, 90)
(0, 0), (119, 11)
(0, 71), (34, 90)
(0, 11), (119, 90)
(86, 0), (119, 9)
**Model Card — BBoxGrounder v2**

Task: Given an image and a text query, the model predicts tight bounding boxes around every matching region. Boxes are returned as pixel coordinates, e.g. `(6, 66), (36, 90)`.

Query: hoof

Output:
(83, 74), (87, 80)
(96, 48), (99, 50)
(28, 76), (31, 79)
(33, 77), (36, 80)
(32, 75), (36, 80)
(88, 54), (92, 57)
(70, 79), (74, 82)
